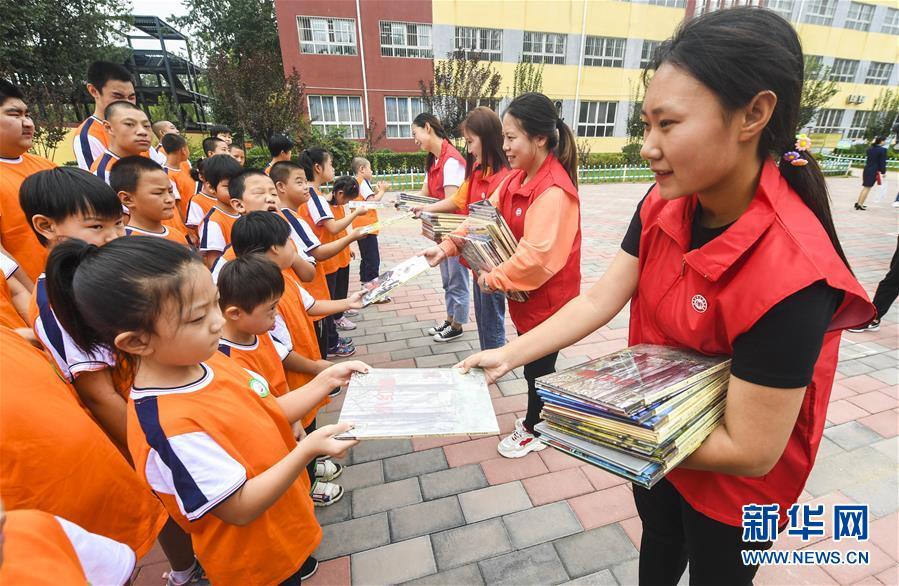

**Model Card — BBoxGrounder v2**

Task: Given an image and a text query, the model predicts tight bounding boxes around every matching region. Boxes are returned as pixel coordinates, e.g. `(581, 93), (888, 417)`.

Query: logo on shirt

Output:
(515, 208), (522, 217)
(248, 377), (270, 398)
(691, 294), (708, 313)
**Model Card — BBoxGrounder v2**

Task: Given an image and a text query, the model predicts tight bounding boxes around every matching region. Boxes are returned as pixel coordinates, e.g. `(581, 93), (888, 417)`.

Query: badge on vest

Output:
(691, 294), (708, 313)
(248, 377), (270, 398)
(515, 208), (522, 216)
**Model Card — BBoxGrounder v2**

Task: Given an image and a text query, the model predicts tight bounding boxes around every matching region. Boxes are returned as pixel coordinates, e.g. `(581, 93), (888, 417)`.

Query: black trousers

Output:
(324, 267), (349, 349)
(358, 234), (381, 283)
(522, 349), (560, 431)
(633, 479), (772, 586)
(872, 236), (899, 320)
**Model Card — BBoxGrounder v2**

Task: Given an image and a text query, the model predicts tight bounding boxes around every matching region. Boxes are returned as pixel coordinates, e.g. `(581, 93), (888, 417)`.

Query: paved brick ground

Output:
(135, 176), (898, 585)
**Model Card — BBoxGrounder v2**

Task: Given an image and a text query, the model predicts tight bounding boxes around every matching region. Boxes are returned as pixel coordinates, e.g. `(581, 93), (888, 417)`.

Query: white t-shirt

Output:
(55, 515), (136, 586)
(441, 158), (465, 188)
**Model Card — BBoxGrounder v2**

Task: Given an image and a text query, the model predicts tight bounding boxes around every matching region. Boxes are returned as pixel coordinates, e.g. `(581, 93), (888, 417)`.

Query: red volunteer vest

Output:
(628, 159), (874, 526)
(468, 164), (512, 209)
(426, 140), (465, 206)
(499, 155), (582, 333)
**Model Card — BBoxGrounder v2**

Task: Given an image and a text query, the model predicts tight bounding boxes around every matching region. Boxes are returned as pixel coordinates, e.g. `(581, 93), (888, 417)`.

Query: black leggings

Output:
(358, 234), (380, 283)
(522, 350), (560, 431)
(872, 236), (899, 320)
(633, 479), (772, 586)
(325, 267), (351, 348)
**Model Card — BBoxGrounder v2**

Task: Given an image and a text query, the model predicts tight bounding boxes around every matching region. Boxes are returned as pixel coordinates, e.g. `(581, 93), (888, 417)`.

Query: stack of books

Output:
(347, 200), (392, 210)
(534, 345), (731, 488)
(419, 211), (467, 240)
(395, 193), (439, 209)
(458, 201), (528, 302)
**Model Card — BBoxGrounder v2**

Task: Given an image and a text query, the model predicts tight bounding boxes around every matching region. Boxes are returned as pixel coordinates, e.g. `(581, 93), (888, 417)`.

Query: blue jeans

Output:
(438, 256), (470, 325)
(472, 274), (506, 350)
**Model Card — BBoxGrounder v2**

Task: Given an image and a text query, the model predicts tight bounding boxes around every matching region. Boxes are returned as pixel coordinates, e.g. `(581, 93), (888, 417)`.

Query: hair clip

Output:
(794, 134), (811, 152)
(783, 151), (808, 166)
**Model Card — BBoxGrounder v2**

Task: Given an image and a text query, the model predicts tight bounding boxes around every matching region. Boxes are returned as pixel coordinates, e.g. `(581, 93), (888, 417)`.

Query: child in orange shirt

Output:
(73, 61), (136, 170)
(111, 156), (190, 245)
(325, 177), (360, 336)
(351, 156), (389, 287)
(229, 143), (246, 166)
(197, 154), (243, 268)
(160, 133), (197, 221)
(44, 235), (366, 584)
(265, 133), (294, 175)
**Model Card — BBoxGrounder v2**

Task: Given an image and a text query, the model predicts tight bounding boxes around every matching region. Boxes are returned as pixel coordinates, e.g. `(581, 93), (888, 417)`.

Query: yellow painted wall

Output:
(799, 25), (899, 63)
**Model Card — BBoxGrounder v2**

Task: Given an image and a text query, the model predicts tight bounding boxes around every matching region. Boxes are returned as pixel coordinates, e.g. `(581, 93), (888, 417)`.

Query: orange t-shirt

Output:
(331, 203), (352, 269)
(282, 207), (330, 318)
(279, 271), (326, 427)
(0, 326), (167, 557)
(0, 153), (56, 281)
(351, 177), (379, 232)
(167, 166), (197, 219)
(0, 252), (25, 328)
(125, 224), (190, 245)
(0, 510), (87, 584)
(126, 351), (320, 585)
(302, 189), (344, 276)
(218, 333), (289, 397)
(198, 206), (240, 252)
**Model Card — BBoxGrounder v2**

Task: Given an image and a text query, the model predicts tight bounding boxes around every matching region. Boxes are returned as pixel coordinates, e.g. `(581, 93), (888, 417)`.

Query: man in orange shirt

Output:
(0, 80), (55, 281)
(73, 61), (136, 170)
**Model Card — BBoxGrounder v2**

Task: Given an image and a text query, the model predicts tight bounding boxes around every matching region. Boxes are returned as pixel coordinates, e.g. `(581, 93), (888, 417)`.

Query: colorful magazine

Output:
(361, 255), (431, 306)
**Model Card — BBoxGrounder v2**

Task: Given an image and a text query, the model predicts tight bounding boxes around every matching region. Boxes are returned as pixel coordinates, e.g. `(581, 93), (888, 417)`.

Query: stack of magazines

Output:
(534, 345), (731, 488)
(396, 193), (439, 209)
(419, 211), (466, 240)
(361, 255), (431, 306)
(458, 201), (528, 303)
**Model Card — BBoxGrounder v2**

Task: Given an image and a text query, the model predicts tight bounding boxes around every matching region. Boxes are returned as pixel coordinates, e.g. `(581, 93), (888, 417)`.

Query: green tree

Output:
(174, 0), (279, 60)
(799, 58), (839, 131)
(511, 59), (544, 97)
(420, 51), (502, 137)
(149, 93), (182, 125)
(306, 127), (359, 174)
(865, 89), (899, 140)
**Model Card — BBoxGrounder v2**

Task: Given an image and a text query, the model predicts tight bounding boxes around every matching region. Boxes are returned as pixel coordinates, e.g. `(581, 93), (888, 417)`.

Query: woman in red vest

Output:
(411, 113), (469, 343)
(459, 10), (874, 584)
(425, 93), (582, 459)
(417, 107), (512, 351)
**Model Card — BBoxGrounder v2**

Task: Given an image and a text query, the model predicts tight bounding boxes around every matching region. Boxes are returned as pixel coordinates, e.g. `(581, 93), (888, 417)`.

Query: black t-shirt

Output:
(621, 196), (843, 389)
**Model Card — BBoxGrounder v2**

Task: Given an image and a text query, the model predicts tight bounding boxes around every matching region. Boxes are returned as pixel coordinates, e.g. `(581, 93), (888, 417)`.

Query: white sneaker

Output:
(893, 201), (899, 208)
(335, 317), (357, 331)
(497, 428), (546, 458)
(427, 320), (451, 336)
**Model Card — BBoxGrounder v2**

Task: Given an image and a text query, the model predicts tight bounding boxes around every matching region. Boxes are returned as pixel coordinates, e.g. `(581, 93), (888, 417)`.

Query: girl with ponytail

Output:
(423, 92), (583, 459)
(456, 9), (874, 582)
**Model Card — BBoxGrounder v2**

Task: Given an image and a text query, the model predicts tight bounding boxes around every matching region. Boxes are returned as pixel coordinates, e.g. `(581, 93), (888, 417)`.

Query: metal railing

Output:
(822, 154), (899, 171)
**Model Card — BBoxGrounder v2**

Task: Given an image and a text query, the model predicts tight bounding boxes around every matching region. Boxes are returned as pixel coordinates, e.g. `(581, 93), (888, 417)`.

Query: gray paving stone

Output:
(824, 420), (885, 451)
(431, 519), (513, 570)
(391, 346), (435, 361)
(384, 448), (449, 482)
(841, 473), (899, 517)
(350, 438), (414, 464)
(458, 481), (532, 523)
(389, 496), (466, 541)
(870, 367), (899, 386)
(366, 339), (415, 353)
(805, 446), (896, 496)
(408, 336), (440, 348)
(386, 329), (427, 341)
(316, 513), (390, 560)
(554, 524), (639, 579)
(415, 353), (460, 367)
(610, 559), (639, 586)
(314, 492), (352, 525)
(420, 464), (489, 501)
(816, 436), (844, 459)
(353, 477), (423, 517)
(402, 564), (485, 586)
(871, 436), (898, 464)
(431, 341), (473, 354)
(339, 460), (384, 492)
(478, 543), (569, 586)
(563, 568), (618, 585)
(502, 501), (583, 549)
(497, 378), (529, 396)
(859, 352), (899, 370)
(352, 333), (386, 345)
(351, 536), (437, 585)
(381, 314), (419, 325)
(317, 410), (339, 426)
(837, 359), (876, 377)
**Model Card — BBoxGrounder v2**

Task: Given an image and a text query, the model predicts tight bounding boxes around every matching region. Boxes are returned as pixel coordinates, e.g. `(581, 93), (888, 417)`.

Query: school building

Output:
(274, 0), (899, 153)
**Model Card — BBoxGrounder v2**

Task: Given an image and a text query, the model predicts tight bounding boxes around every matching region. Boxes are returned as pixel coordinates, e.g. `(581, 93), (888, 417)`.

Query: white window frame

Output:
(307, 95), (365, 139)
(640, 40), (661, 69)
(865, 62), (894, 86)
(844, 2), (874, 31)
(813, 109), (845, 134)
(385, 97), (425, 139)
(802, 0), (836, 26)
(882, 8), (899, 35)
(297, 16), (357, 56)
(379, 21), (432, 59)
(829, 59), (859, 83)
(454, 26), (502, 60)
(646, 0), (686, 7)
(845, 110), (871, 139)
(765, 0), (794, 21)
(577, 101), (618, 138)
(584, 36), (626, 68)
(522, 31), (566, 65)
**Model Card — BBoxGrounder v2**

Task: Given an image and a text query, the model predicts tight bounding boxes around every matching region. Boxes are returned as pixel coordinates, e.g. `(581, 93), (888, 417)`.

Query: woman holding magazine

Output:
(455, 10), (873, 585)
(423, 93), (583, 460)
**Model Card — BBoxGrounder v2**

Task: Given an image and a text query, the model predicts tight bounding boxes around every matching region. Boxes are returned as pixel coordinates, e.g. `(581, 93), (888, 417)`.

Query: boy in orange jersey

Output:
(197, 154), (243, 267)
(203, 135), (229, 157)
(229, 143), (246, 166)
(73, 61), (136, 170)
(150, 119), (178, 165)
(265, 133), (294, 175)
(111, 156), (190, 245)
(160, 133), (197, 221)
(351, 156), (389, 288)
(231, 211), (367, 506)
(324, 176), (362, 335)
(0, 79), (56, 281)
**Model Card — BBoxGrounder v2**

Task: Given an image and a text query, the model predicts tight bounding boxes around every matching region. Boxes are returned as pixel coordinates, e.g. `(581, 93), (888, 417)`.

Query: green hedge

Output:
(832, 145), (898, 160)
(364, 150), (429, 172)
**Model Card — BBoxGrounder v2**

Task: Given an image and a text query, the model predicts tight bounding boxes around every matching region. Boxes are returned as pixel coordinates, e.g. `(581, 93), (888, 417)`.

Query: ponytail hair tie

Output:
(783, 134), (812, 166)
(783, 151), (808, 167)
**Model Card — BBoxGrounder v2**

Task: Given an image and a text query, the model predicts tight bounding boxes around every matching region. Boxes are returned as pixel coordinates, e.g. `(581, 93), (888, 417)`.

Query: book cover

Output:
(361, 255), (431, 306)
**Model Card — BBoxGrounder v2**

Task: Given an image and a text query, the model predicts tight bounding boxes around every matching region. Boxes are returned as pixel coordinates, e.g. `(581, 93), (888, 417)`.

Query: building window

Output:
(813, 108), (844, 133)
(522, 31), (566, 65)
(584, 36), (626, 68)
(578, 101), (617, 137)
(865, 62), (894, 86)
(804, 54), (824, 71)
(379, 21), (432, 59)
(882, 8), (899, 35)
(454, 26), (502, 60)
(307, 95), (365, 138)
(385, 97), (425, 139)
(802, 0), (836, 26)
(765, 0), (794, 21)
(646, 0), (686, 7)
(844, 2), (874, 31)
(640, 40), (661, 69)
(845, 110), (871, 139)
(829, 59), (859, 83)
(297, 16), (357, 55)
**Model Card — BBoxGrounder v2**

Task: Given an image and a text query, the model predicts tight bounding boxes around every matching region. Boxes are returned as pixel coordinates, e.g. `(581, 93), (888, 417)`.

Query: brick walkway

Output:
(136, 176), (898, 585)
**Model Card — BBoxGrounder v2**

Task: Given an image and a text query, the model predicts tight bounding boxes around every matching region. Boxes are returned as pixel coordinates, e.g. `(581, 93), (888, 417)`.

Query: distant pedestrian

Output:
(854, 136), (888, 210)
(849, 236), (899, 332)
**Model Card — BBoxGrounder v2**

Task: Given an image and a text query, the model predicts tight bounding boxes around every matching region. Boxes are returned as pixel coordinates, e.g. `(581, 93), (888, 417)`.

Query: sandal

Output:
(311, 481), (344, 507)
(315, 459), (343, 482)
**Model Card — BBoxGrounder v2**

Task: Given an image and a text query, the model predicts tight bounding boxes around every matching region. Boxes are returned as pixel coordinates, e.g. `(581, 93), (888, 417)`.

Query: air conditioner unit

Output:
(845, 94), (866, 105)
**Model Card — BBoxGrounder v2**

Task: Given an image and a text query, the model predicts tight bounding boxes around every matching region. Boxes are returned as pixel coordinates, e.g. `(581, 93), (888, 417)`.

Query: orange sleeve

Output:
(486, 188), (578, 293)
(450, 178), (470, 211)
